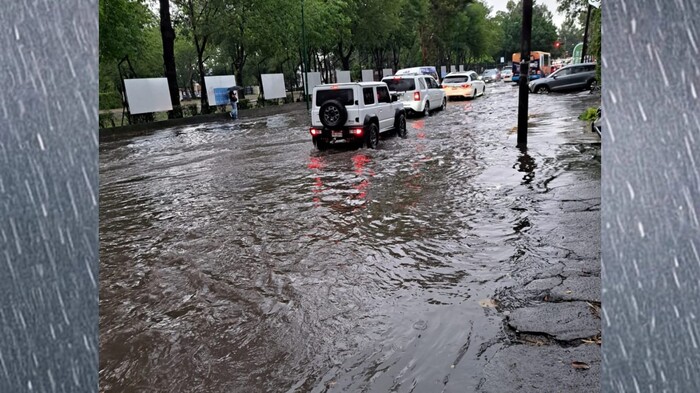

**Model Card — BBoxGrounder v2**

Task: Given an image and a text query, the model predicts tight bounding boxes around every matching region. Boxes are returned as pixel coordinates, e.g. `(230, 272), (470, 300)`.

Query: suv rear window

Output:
(315, 89), (354, 107)
(443, 76), (469, 83)
(384, 78), (416, 92)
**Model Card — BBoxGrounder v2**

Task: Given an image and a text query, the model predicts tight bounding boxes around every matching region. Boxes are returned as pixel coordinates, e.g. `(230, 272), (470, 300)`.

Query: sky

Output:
(483, 0), (566, 28)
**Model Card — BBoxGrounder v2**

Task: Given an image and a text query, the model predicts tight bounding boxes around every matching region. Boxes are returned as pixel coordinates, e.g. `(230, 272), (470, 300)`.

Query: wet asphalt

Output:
(99, 82), (601, 392)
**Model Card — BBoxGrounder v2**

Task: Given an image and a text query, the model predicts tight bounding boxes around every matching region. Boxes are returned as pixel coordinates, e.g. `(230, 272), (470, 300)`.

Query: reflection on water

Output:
(99, 85), (600, 392)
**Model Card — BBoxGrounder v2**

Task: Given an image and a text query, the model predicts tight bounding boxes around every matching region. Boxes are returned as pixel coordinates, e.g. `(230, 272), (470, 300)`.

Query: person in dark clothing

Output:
(228, 89), (238, 119)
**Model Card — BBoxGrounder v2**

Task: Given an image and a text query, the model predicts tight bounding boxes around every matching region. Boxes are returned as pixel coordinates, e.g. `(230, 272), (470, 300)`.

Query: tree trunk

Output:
(160, 0), (182, 118)
(197, 49), (210, 114)
(337, 41), (353, 70)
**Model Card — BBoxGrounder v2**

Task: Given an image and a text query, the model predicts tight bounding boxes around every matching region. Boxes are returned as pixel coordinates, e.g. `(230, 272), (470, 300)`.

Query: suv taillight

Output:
(413, 91), (420, 101)
(310, 128), (321, 136)
(461, 83), (471, 88)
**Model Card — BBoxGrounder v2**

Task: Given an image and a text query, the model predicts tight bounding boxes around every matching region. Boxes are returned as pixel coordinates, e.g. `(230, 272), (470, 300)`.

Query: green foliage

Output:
(99, 112), (116, 129)
(99, 0), (154, 63)
(237, 99), (251, 110)
(579, 107), (599, 121)
(589, 6), (601, 83)
(184, 104), (199, 116)
(99, 90), (122, 110)
(100, 0), (570, 112)
(496, 0), (559, 57)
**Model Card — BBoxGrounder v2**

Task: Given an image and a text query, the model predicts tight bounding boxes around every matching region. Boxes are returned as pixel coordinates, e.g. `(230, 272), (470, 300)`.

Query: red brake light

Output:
(350, 127), (363, 136)
(310, 128), (321, 136)
(413, 91), (420, 101)
(461, 83), (471, 88)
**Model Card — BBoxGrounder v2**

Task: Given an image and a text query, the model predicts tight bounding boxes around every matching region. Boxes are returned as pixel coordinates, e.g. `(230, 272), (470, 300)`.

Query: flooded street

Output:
(99, 83), (600, 392)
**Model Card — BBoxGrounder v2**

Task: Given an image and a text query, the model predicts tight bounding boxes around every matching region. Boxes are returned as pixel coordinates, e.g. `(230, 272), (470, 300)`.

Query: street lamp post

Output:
(301, 0), (310, 110)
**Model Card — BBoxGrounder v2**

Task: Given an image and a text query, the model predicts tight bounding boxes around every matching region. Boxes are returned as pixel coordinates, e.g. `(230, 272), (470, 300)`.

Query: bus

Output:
(511, 51), (552, 83)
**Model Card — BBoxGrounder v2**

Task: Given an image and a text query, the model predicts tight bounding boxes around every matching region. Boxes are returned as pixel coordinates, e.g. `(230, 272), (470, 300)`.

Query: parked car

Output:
(441, 71), (486, 100)
(501, 69), (513, 82)
(528, 62), (597, 94)
(382, 74), (446, 117)
(309, 82), (407, 150)
(481, 69), (501, 83)
(394, 66), (441, 83)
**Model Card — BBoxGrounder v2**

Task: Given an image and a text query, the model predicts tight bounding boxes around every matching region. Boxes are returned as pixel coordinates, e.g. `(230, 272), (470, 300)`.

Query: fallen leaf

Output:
(572, 361), (590, 370)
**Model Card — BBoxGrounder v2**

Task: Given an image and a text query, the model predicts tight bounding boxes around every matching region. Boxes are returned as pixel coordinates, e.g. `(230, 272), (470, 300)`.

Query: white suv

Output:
(381, 75), (446, 117)
(310, 82), (407, 150)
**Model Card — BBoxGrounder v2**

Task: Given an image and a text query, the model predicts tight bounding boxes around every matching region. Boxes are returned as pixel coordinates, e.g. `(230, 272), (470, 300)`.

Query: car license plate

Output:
(332, 130), (343, 138)
(451, 87), (458, 90)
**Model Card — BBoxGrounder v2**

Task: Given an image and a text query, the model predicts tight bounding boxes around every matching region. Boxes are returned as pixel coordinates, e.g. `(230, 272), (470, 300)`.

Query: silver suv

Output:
(310, 82), (407, 150)
(528, 62), (597, 93)
(381, 74), (446, 117)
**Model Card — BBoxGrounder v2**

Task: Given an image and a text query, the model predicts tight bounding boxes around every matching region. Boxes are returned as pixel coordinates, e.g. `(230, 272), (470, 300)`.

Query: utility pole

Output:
(517, 0), (533, 148)
(581, 4), (592, 62)
(301, 0), (310, 110)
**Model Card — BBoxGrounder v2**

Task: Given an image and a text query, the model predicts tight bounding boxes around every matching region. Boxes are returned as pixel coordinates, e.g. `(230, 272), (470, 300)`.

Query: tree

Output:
(160, 0), (182, 118)
(173, 0), (224, 113)
(495, 0), (558, 59)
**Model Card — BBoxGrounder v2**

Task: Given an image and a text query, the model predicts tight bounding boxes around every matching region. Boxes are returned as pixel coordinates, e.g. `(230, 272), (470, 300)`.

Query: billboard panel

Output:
(261, 73), (286, 99)
(204, 75), (237, 106)
(123, 78), (172, 114)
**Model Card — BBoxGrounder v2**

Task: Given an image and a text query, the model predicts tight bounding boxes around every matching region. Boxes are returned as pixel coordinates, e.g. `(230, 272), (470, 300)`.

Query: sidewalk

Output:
(479, 103), (601, 391)
(99, 101), (308, 139)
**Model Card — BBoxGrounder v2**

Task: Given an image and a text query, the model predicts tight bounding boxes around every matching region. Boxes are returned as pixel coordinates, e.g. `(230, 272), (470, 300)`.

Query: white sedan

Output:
(441, 71), (486, 100)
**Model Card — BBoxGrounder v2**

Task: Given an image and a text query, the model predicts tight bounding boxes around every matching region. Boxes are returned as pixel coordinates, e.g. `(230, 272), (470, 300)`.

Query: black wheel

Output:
(482, 85), (486, 95)
(440, 98), (446, 111)
(423, 101), (431, 117)
(319, 99), (347, 127)
(313, 137), (329, 151)
(471, 89), (476, 99)
(535, 85), (550, 94)
(396, 113), (407, 138)
(366, 122), (379, 149)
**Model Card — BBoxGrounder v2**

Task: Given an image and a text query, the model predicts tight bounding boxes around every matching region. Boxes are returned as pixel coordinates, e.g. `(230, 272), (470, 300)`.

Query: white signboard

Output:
(304, 72), (323, 94)
(440, 66), (447, 77)
(361, 69), (374, 82)
(500, 57), (505, 63)
(123, 78), (172, 114)
(261, 73), (287, 99)
(450, 65), (457, 73)
(459, 65), (465, 72)
(382, 68), (393, 77)
(204, 75), (237, 107)
(336, 70), (351, 83)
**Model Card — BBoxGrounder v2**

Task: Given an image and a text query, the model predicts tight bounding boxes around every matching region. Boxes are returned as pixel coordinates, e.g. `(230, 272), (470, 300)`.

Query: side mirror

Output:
(392, 95), (399, 102)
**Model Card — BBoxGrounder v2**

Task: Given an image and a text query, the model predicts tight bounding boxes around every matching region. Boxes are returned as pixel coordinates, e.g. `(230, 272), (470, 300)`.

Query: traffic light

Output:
(554, 41), (561, 49)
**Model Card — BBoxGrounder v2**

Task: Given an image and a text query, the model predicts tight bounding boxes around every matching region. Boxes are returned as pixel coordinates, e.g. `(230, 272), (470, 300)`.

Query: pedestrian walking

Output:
(228, 89), (238, 119)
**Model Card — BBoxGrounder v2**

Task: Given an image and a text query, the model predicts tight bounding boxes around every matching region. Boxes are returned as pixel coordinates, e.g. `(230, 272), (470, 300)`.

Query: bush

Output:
(129, 112), (155, 124)
(579, 107), (599, 121)
(99, 91), (122, 111)
(184, 104), (198, 117)
(238, 99), (251, 110)
(99, 112), (116, 129)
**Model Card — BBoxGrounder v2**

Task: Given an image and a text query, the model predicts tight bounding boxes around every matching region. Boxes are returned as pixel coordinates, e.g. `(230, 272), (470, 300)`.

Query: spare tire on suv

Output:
(319, 99), (348, 128)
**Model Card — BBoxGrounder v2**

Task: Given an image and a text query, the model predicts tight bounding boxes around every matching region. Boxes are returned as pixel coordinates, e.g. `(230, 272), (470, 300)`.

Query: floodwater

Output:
(99, 84), (600, 392)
